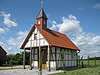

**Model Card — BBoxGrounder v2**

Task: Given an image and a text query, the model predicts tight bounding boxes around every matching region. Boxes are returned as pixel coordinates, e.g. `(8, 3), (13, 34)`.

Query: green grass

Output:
(0, 68), (17, 70)
(49, 66), (100, 75)
(0, 67), (23, 70)
(49, 60), (100, 75)
(83, 60), (100, 67)
(0, 65), (23, 70)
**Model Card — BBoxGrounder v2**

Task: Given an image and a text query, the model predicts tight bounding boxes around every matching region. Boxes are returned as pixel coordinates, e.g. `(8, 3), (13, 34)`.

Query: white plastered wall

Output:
(25, 27), (49, 48)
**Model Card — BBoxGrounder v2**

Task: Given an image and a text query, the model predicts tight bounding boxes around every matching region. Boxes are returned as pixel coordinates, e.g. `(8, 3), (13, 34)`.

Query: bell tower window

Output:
(44, 21), (45, 24)
(38, 21), (40, 24)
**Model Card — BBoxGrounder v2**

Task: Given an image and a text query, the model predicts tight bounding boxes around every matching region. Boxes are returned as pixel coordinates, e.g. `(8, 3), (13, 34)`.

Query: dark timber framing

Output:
(55, 47), (57, 70)
(23, 46), (78, 71)
(23, 48), (26, 69)
(30, 48), (32, 69)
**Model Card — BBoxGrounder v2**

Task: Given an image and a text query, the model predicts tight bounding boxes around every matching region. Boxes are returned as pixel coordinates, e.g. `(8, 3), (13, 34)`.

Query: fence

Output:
(78, 56), (100, 68)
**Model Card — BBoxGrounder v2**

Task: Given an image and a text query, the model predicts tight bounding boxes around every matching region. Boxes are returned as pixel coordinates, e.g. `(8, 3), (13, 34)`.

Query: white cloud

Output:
(0, 28), (5, 34)
(4, 27), (9, 31)
(17, 31), (28, 40)
(0, 42), (14, 54)
(93, 3), (100, 9)
(73, 32), (100, 58)
(7, 37), (17, 46)
(0, 12), (17, 28)
(50, 20), (58, 31)
(0, 41), (18, 54)
(0, 42), (9, 53)
(0, 42), (3, 46)
(5, 31), (28, 54)
(50, 15), (100, 58)
(50, 15), (82, 35)
(7, 31), (28, 47)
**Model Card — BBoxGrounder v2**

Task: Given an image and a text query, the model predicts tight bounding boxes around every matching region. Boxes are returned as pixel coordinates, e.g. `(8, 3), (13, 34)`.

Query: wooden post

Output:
(79, 55), (80, 67)
(94, 56), (96, 67)
(88, 55), (89, 67)
(38, 32), (42, 75)
(76, 53), (78, 68)
(33, 48), (35, 68)
(81, 56), (84, 68)
(23, 48), (25, 69)
(30, 48), (32, 70)
(55, 47), (57, 70)
(38, 46), (42, 75)
(48, 45), (50, 71)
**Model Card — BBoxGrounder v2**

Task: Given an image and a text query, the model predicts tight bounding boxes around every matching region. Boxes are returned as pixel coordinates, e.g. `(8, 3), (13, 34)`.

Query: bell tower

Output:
(36, 8), (48, 30)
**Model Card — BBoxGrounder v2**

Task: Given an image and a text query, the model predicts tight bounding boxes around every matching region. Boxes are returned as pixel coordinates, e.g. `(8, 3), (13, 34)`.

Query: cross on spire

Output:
(41, 0), (44, 8)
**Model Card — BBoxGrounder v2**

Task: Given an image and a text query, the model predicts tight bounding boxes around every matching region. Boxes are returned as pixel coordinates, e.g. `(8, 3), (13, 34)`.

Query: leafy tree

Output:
(60, 50), (66, 74)
(6, 52), (30, 65)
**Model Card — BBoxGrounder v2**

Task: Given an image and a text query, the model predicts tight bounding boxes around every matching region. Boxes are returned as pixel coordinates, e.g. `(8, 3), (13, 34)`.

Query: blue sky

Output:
(0, 0), (100, 58)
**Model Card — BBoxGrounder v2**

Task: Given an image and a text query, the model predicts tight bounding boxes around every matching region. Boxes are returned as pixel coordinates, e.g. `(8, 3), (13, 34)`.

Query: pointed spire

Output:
(36, 8), (47, 19)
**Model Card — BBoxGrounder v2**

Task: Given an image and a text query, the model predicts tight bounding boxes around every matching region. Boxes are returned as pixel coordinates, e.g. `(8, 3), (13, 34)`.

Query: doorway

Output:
(41, 48), (47, 70)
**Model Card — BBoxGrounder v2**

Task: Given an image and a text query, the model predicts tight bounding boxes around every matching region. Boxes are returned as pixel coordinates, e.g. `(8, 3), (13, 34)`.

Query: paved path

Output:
(0, 66), (63, 75)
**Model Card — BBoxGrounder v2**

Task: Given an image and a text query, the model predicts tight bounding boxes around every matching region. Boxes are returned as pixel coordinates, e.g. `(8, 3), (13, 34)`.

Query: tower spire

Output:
(36, 0), (47, 30)
(36, 8), (47, 19)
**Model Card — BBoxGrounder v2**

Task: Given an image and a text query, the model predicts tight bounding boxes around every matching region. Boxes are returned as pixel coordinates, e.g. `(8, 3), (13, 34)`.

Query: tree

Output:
(60, 50), (66, 74)
(6, 52), (30, 65)
(6, 54), (15, 64)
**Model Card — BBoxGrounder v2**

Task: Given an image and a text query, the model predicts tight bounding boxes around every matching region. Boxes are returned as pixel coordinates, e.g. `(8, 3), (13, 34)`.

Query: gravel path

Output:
(0, 69), (63, 75)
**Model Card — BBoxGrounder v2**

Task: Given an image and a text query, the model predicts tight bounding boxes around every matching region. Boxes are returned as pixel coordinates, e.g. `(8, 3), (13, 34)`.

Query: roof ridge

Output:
(49, 29), (66, 36)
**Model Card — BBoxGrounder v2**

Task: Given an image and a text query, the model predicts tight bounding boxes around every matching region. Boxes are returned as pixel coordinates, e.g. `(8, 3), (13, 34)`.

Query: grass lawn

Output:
(0, 67), (23, 70)
(83, 60), (100, 67)
(0, 65), (24, 70)
(49, 66), (100, 75)
(49, 60), (100, 75)
(0, 67), (24, 70)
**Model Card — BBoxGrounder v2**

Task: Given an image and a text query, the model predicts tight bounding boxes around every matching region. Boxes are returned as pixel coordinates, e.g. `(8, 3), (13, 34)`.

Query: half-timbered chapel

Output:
(20, 8), (80, 71)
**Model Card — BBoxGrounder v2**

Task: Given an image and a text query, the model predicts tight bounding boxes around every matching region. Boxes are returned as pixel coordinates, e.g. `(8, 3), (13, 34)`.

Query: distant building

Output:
(0, 46), (7, 65)
(20, 8), (80, 71)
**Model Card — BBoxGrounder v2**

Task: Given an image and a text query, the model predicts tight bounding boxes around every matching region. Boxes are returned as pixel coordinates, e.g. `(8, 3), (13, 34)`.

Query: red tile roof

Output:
(20, 25), (80, 51)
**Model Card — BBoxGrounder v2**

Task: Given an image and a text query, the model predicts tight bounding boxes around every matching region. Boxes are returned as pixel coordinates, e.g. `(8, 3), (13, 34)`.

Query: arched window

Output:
(38, 21), (40, 24)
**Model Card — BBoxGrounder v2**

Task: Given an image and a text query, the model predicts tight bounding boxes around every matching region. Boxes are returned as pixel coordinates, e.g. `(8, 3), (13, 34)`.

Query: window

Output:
(44, 21), (45, 24)
(38, 21), (40, 24)
(34, 34), (37, 40)
(71, 51), (74, 60)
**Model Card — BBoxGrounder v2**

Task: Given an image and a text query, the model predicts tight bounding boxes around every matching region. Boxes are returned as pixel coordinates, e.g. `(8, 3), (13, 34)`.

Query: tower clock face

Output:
(38, 21), (40, 24)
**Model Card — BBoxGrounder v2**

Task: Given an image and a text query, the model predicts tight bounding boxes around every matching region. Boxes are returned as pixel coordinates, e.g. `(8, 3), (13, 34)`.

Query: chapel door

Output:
(41, 48), (47, 70)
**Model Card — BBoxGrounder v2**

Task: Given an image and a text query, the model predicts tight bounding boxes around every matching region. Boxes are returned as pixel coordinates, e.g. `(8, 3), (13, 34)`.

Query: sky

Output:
(0, 0), (100, 58)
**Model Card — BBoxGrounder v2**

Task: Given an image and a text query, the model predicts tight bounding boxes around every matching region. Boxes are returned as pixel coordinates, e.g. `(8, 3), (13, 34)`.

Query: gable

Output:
(22, 26), (49, 49)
